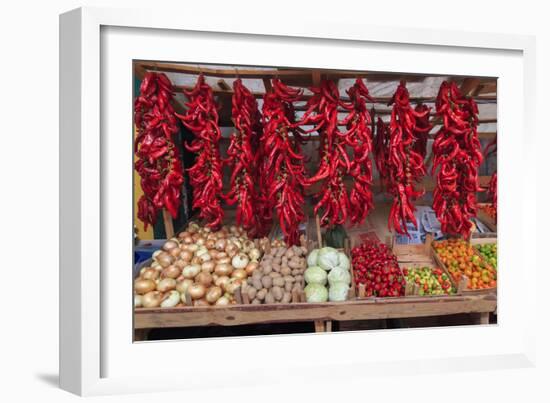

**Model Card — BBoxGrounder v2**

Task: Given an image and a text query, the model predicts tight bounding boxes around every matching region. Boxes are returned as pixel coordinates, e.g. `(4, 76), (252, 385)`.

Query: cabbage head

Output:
(317, 247), (339, 271)
(307, 249), (320, 267)
(327, 267), (351, 285)
(304, 284), (328, 303)
(304, 266), (327, 285)
(336, 252), (350, 271)
(328, 282), (349, 302)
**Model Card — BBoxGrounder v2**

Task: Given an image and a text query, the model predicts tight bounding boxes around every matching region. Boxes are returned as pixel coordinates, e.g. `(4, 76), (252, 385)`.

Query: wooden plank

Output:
(162, 209), (175, 239)
(134, 294), (496, 329)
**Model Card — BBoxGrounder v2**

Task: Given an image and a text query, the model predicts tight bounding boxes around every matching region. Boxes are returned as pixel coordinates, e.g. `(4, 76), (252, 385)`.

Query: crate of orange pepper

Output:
(431, 238), (497, 294)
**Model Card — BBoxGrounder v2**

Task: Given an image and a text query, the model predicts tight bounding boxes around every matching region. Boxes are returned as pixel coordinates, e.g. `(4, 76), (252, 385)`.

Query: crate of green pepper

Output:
(402, 266), (457, 296)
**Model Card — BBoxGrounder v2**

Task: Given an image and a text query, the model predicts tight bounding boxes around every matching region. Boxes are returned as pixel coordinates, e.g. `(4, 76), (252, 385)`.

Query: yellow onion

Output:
(150, 261), (162, 271)
(193, 298), (210, 307)
(168, 247), (182, 257)
(179, 250), (193, 262)
(214, 275), (230, 291)
(215, 296), (230, 306)
(142, 291), (162, 308)
(232, 253), (249, 269)
(205, 239), (216, 249)
(205, 286), (223, 304)
(176, 278), (194, 295)
(225, 278), (243, 294)
(157, 252), (174, 268)
(245, 261), (259, 275)
(215, 263), (233, 277)
(141, 268), (160, 281)
(248, 248), (261, 261)
(195, 272), (213, 287)
(162, 239), (179, 251)
(231, 268), (247, 280)
(134, 278), (156, 295)
(188, 283), (206, 300)
(161, 290), (180, 308)
(157, 278), (176, 292)
(215, 238), (227, 251)
(161, 265), (181, 279)
(182, 264), (201, 279)
(134, 294), (143, 308)
(201, 261), (215, 273)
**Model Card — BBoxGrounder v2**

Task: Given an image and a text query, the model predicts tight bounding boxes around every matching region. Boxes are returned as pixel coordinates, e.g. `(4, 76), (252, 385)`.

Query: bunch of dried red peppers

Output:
(134, 72), (184, 230)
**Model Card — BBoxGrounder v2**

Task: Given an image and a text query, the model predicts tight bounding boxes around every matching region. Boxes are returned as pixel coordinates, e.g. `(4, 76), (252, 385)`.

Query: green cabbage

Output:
(327, 267), (351, 285)
(307, 249), (320, 267)
(304, 266), (327, 285)
(317, 247), (339, 271)
(329, 282), (349, 302)
(336, 252), (350, 271)
(304, 284), (328, 303)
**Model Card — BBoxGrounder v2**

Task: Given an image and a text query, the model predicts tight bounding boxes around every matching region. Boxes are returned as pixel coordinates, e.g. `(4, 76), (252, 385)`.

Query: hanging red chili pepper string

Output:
(432, 81), (483, 238)
(223, 79), (263, 234)
(374, 116), (391, 191)
(300, 80), (348, 227)
(176, 74), (224, 230)
(340, 79), (375, 224)
(386, 81), (428, 236)
(412, 103), (432, 158)
(134, 72), (183, 230)
(260, 79), (307, 245)
(484, 137), (497, 219)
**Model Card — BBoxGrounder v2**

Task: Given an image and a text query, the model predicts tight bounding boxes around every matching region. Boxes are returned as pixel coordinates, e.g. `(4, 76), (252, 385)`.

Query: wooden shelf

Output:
(134, 293), (496, 329)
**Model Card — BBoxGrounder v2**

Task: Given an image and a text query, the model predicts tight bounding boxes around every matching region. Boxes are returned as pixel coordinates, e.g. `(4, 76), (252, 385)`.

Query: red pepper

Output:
(134, 72), (183, 230)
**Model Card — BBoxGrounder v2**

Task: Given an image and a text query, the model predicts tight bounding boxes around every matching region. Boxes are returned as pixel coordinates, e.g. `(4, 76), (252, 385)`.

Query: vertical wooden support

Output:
(162, 209), (175, 239)
(314, 320), (325, 333)
(315, 215), (323, 248)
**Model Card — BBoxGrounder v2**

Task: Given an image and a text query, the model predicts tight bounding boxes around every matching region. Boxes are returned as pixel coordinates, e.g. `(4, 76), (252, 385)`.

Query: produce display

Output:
(223, 79), (263, 235)
(432, 81), (483, 239)
(300, 79), (375, 227)
(433, 239), (497, 290)
(134, 223), (262, 308)
(176, 75), (224, 229)
(479, 203), (497, 220)
(243, 243), (307, 304)
(305, 247), (352, 302)
(134, 72), (184, 229)
(475, 243), (497, 269)
(402, 266), (456, 296)
(259, 79), (307, 245)
(352, 240), (406, 297)
(386, 81), (427, 235)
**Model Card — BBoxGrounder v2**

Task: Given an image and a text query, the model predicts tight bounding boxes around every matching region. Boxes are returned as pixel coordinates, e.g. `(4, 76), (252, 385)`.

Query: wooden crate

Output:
(477, 203), (497, 232)
(431, 240), (497, 295)
(470, 236), (497, 271)
(391, 234), (457, 297)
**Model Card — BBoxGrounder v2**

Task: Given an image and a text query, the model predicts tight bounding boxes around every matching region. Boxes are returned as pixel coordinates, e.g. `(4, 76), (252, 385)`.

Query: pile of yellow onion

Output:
(134, 223), (263, 308)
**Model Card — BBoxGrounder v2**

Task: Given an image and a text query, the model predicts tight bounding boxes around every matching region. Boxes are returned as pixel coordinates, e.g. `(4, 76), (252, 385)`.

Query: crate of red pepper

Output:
(351, 239), (407, 298)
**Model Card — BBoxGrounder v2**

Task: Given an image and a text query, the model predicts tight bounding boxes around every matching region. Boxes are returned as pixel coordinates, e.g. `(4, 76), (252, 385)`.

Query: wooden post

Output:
(314, 320), (325, 333)
(162, 209), (175, 239)
(315, 215), (323, 248)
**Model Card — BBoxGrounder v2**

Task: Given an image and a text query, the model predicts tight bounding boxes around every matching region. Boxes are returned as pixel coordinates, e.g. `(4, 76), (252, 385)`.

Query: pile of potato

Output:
(242, 244), (308, 304)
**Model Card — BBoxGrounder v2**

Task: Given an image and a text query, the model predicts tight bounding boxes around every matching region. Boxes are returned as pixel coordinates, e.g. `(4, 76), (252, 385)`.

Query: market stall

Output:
(132, 62), (497, 341)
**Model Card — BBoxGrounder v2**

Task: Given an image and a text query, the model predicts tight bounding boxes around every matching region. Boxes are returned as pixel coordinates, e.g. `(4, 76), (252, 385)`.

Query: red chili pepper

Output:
(432, 81), (483, 238)
(176, 74), (224, 230)
(134, 72), (183, 230)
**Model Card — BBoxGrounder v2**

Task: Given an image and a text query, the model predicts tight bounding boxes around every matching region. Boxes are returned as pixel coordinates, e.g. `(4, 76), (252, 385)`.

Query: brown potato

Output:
(282, 291), (292, 303)
(262, 265), (273, 275)
(264, 291), (275, 304)
(251, 298), (261, 305)
(283, 275), (295, 283)
(247, 287), (257, 301)
(269, 272), (281, 279)
(273, 277), (285, 287)
(261, 276), (273, 289)
(280, 267), (292, 276)
(272, 286), (283, 301)
(256, 288), (267, 301)
(284, 282), (293, 292)
(252, 278), (263, 290)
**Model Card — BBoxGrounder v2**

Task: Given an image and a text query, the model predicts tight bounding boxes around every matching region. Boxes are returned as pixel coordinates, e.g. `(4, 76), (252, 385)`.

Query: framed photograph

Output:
(60, 6), (536, 396)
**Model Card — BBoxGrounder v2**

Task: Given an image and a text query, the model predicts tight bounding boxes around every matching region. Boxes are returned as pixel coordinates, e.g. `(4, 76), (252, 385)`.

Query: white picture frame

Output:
(60, 6), (537, 396)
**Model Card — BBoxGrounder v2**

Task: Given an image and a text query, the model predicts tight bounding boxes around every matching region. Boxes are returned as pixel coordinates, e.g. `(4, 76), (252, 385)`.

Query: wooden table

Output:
(134, 293), (497, 339)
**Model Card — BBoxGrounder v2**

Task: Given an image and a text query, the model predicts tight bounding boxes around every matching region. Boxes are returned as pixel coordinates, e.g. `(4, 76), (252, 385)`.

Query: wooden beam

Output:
(262, 78), (272, 93)
(217, 79), (231, 91)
